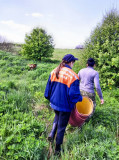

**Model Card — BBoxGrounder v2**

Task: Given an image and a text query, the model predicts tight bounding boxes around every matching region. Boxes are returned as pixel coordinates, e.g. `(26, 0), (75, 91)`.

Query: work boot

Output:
(54, 144), (61, 156)
(48, 123), (57, 142)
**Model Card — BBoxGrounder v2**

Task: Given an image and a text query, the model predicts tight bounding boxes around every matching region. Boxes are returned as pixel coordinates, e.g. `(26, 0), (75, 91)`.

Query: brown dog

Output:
(28, 64), (37, 70)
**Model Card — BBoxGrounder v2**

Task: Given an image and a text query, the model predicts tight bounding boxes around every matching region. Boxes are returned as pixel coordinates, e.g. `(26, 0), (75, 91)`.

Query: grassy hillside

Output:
(0, 49), (118, 160)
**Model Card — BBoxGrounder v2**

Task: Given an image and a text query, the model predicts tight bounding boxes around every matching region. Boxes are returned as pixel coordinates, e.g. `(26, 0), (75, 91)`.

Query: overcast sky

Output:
(0, 0), (119, 48)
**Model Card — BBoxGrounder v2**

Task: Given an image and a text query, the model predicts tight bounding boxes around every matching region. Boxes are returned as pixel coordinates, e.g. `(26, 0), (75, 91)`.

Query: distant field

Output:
(52, 48), (85, 73)
(52, 48), (83, 60)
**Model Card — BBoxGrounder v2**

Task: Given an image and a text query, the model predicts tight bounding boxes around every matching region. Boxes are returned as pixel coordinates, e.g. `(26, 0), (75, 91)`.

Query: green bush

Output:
(20, 27), (54, 60)
(83, 9), (119, 88)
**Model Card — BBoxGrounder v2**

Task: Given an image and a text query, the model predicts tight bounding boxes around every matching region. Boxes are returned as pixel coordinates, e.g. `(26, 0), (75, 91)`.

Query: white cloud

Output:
(32, 13), (43, 17)
(0, 31), (25, 43)
(0, 20), (32, 43)
(25, 12), (43, 18)
(0, 20), (31, 32)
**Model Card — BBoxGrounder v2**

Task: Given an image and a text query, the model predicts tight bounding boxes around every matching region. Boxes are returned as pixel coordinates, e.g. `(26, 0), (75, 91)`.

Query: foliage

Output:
(20, 27), (54, 60)
(0, 112), (47, 160)
(0, 51), (53, 159)
(0, 49), (118, 159)
(82, 9), (119, 88)
(61, 88), (119, 160)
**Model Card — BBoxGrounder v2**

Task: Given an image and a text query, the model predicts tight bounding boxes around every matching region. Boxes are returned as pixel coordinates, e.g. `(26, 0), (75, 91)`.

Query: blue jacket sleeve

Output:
(69, 79), (82, 103)
(44, 74), (51, 100)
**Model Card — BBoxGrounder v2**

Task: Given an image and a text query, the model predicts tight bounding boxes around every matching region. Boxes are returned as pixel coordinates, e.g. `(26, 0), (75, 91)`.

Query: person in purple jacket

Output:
(44, 54), (82, 155)
(78, 58), (104, 121)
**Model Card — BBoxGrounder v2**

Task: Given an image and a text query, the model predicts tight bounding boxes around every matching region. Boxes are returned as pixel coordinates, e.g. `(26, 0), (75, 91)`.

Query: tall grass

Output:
(0, 49), (118, 160)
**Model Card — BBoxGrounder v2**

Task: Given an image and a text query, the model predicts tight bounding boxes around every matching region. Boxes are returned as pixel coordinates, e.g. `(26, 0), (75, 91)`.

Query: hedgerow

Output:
(82, 9), (119, 88)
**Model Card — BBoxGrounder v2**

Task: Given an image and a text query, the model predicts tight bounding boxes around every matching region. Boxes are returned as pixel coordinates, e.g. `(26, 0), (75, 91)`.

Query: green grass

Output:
(52, 49), (83, 60)
(0, 49), (118, 160)
(62, 87), (119, 160)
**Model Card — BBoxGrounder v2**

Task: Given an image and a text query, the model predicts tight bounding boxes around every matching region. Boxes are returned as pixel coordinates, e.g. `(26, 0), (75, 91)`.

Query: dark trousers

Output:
(53, 110), (71, 145)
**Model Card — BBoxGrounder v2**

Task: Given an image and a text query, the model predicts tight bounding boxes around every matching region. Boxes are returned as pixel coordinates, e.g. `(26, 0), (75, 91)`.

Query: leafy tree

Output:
(21, 27), (54, 60)
(82, 9), (119, 88)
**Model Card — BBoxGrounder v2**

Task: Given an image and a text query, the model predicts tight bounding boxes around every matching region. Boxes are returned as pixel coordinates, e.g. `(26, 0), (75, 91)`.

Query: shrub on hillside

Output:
(0, 42), (15, 52)
(82, 9), (119, 88)
(20, 27), (54, 61)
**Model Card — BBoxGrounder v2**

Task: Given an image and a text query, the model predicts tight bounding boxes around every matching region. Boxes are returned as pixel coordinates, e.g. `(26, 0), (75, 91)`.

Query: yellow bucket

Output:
(69, 96), (94, 127)
(76, 96), (93, 115)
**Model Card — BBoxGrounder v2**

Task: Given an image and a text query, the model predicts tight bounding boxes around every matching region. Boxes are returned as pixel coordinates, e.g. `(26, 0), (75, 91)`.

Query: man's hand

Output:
(101, 99), (104, 104)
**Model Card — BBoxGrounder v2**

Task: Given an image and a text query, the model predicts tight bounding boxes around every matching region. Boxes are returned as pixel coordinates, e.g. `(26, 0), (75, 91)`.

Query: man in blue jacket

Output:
(44, 54), (82, 155)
